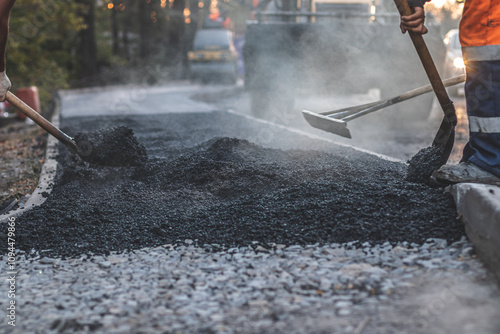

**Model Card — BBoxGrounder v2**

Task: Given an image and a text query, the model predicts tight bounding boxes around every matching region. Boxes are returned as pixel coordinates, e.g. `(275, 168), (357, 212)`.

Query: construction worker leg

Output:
(461, 60), (500, 177)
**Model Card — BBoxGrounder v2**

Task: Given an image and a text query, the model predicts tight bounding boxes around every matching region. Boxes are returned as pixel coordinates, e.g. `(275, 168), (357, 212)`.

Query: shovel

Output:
(302, 74), (464, 139)
(5, 91), (78, 153)
(394, 0), (457, 170)
(5, 91), (147, 166)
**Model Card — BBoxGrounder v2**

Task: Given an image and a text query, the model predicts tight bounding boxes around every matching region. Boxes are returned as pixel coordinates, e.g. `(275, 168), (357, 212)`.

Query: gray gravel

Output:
(2, 238), (500, 333)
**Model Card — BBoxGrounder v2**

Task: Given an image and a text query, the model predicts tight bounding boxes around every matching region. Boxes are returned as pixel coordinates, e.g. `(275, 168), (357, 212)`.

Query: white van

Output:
(188, 29), (238, 84)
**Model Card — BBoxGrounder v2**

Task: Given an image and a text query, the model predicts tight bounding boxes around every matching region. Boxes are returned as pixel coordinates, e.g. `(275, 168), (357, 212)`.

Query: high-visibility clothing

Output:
(460, 0), (500, 61)
(407, 0), (500, 61)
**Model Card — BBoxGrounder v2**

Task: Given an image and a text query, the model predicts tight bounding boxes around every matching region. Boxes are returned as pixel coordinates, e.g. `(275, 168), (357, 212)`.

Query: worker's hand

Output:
(400, 7), (428, 35)
(0, 71), (11, 101)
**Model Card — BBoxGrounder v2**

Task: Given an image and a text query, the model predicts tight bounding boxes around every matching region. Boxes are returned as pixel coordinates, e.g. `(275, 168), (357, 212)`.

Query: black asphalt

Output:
(2, 111), (464, 258)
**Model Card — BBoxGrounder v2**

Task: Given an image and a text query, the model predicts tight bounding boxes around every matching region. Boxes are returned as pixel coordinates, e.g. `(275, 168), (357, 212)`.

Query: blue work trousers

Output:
(462, 60), (500, 177)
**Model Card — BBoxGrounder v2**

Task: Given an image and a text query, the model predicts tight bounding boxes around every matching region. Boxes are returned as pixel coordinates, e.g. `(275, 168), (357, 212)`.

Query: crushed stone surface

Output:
(1, 112), (463, 258)
(406, 145), (446, 184)
(2, 239), (500, 334)
(0, 123), (48, 206)
(74, 126), (147, 166)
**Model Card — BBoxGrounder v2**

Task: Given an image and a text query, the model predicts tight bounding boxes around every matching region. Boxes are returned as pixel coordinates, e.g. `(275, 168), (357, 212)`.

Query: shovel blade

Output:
(302, 110), (352, 139)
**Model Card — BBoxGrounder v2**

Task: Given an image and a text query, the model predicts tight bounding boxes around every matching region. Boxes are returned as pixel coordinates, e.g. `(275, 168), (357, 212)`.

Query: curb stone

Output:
(448, 183), (500, 282)
(0, 97), (61, 223)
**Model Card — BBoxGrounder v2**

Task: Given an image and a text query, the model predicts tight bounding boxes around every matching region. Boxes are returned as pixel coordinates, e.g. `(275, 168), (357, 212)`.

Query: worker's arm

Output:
(0, 0), (16, 101)
(400, 0), (430, 35)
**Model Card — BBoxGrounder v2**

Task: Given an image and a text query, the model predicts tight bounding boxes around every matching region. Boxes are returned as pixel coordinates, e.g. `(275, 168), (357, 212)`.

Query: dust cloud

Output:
(240, 7), (447, 160)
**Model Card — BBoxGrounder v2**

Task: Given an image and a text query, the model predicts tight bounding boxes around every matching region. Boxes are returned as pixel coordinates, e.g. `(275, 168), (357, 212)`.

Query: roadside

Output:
(0, 119), (48, 214)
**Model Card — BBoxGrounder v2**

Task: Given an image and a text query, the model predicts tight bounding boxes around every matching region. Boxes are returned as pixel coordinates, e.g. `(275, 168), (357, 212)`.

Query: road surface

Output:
(2, 81), (498, 334)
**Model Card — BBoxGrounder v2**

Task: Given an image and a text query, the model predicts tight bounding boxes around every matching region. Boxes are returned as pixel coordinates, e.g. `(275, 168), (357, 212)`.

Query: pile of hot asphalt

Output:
(2, 112), (463, 258)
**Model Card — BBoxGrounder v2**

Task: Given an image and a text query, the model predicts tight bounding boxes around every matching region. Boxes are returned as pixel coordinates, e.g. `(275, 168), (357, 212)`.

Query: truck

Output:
(243, 0), (446, 119)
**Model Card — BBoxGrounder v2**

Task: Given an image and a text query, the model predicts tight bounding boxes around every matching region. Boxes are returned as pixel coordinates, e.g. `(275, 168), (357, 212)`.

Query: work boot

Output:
(432, 162), (500, 186)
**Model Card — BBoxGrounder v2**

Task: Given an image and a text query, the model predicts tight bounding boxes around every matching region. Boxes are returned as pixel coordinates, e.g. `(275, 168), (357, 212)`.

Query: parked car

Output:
(443, 29), (465, 96)
(188, 29), (238, 84)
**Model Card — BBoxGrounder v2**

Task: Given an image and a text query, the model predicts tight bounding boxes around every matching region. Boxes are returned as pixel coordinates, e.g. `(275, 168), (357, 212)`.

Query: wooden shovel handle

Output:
(5, 91), (78, 153)
(393, 0), (456, 124)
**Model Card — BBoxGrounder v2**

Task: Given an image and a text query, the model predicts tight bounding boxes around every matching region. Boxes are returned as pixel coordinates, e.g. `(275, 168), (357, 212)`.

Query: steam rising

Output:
(241, 6), (448, 160)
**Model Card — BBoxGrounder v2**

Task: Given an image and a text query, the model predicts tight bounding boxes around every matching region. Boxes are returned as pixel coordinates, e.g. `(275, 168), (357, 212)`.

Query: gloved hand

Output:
(0, 71), (11, 101)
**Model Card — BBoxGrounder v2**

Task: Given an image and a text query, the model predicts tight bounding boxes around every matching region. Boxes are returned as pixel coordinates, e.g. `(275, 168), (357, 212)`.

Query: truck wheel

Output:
(250, 88), (295, 119)
(250, 90), (271, 117)
(227, 74), (237, 85)
(189, 72), (196, 83)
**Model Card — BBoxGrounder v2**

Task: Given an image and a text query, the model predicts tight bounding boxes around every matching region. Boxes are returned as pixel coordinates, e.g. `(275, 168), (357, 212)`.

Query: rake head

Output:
(302, 110), (352, 139)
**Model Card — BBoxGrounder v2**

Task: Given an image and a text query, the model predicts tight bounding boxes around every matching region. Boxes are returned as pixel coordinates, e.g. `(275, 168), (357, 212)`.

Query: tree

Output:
(76, 0), (98, 81)
(7, 0), (85, 107)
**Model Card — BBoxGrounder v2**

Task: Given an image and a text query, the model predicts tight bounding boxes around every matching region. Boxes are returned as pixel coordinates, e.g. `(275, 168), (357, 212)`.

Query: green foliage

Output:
(96, 0), (188, 65)
(7, 0), (85, 111)
(4, 0), (247, 103)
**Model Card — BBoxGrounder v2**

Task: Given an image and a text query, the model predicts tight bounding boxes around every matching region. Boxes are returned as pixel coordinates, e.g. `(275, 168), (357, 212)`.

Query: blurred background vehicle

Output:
(188, 29), (239, 84)
(442, 29), (465, 96)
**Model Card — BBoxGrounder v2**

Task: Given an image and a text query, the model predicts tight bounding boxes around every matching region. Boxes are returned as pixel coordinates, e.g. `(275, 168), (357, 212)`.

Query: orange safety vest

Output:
(460, 0), (500, 61)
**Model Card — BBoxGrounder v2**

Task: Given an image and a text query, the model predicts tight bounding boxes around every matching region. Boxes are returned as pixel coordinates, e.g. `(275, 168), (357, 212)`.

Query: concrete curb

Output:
(0, 98), (61, 223)
(448, 183), (500, 281)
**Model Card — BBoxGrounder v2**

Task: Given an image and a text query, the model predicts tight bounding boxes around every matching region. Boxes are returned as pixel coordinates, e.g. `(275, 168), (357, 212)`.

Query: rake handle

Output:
(5, 91), (78, 153)
(398, 74), (464, 101)
(321, 74), (464, 120)
(394, 0), (456, 127)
